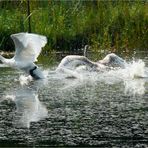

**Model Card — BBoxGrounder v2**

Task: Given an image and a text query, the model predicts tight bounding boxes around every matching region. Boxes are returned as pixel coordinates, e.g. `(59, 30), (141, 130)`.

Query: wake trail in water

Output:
(54, 60), (148, 95)
(57, 59), (147, 78)
(0, 64), (9, 67)
(16, 58), (148, 87)
(17, 59), (148, 96)
(98, 59), (148, 83)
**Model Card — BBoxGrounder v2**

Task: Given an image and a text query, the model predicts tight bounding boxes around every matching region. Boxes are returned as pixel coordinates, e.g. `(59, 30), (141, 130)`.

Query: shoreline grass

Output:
(0, 1), (148, 53)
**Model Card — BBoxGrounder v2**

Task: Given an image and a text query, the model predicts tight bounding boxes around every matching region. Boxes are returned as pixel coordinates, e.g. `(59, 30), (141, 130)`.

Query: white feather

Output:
(57, 53), (125, 72)
(11, 32), (47, 62)
(0, 32), (47, 79)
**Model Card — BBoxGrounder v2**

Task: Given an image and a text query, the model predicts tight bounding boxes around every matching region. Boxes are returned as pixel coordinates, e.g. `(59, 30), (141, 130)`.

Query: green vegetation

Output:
(0, 0), (148, 53)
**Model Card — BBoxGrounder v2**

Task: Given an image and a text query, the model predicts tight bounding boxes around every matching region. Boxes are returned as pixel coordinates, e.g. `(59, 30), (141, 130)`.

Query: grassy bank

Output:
(0, 1), (148, 53)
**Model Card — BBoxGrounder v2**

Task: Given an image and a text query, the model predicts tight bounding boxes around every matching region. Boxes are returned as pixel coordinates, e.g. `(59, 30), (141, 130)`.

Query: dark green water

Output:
(0, 52), (148, 147)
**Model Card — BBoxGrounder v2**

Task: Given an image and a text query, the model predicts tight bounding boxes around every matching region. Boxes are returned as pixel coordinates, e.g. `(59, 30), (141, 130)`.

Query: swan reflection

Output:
(6, 87), (48, 128)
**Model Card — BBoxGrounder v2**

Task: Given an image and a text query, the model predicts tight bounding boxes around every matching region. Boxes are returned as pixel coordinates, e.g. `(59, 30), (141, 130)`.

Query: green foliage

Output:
(0, 0), (148, 52)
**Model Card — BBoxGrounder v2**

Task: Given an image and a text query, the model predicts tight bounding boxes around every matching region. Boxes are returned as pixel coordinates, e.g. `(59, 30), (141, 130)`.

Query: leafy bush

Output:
(0, 1), (147, 53)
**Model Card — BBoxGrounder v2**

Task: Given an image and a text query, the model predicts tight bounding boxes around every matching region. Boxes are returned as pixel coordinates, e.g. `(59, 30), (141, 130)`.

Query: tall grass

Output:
(0, 1), (148, 53)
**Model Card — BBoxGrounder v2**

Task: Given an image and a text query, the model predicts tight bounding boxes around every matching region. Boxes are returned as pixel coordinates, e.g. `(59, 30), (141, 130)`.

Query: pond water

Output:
(0, 52), (148, 147)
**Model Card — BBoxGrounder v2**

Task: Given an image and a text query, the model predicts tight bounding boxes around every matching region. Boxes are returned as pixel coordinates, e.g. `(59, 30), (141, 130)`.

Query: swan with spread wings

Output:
(0, 32), (47, 79)
(57, 53), (126, 71)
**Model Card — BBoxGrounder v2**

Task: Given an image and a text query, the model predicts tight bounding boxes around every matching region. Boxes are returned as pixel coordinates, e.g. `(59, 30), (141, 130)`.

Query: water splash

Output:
(18, 69), (49, 86)
(0, 64), (9, 67)
(124, 79), (145, 96)
(125, 60), (147, 79)
(56, 67), (81, 79)
(122, 60), (147, 96)
(19, 75), (33, 85)
(54, 58), (148, 96)
(5, 94), (15, 101)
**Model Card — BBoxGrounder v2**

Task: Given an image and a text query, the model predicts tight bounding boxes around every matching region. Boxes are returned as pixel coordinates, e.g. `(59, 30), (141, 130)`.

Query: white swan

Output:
(0, 32), (47, 79)
(57, 53), (126, 71)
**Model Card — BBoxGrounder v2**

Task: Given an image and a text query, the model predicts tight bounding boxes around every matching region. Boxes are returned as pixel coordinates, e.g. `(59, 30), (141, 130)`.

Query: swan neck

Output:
(29, 66), (44, 80)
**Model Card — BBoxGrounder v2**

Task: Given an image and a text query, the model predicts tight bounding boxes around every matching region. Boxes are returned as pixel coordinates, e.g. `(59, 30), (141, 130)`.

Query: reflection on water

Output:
(0, 52), (148, 147)
(5, 87), (48, 128)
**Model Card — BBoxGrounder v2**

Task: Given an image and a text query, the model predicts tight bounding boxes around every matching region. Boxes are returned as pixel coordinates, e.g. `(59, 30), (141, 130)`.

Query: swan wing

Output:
(11, 32), (47, 62)
(99, 53), (125, 68)
(57, 55), (96, 69)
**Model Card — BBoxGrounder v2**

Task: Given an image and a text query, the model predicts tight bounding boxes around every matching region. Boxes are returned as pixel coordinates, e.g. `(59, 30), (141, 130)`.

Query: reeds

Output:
(0, 1), (148, 53)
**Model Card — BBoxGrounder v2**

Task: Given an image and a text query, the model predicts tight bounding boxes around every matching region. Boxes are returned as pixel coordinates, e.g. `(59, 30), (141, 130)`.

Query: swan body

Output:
(57, 53), (126, 71)
(57, 55), (97, 69)
(0, 32), (47, 79)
